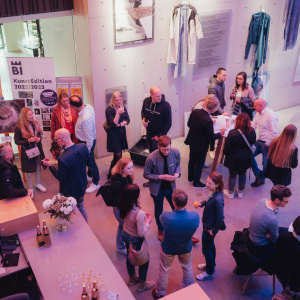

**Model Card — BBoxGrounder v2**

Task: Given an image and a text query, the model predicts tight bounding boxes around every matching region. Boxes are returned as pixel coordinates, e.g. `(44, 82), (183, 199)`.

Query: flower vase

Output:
(56, 218), (68, 231)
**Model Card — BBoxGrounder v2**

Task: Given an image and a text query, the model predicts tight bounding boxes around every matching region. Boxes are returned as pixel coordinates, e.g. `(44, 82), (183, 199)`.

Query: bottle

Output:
(81, 285), (89, 300)
(81, 296), (87, 300)
(91, 289), (98, 300)
(43, 226), (51, 247)
(43, 219), (47, 228)
(92, 281), (99, 299)
(36, 226), (44, 247)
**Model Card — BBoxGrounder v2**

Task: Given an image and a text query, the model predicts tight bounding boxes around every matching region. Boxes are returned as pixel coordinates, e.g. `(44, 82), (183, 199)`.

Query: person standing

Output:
(194, 172), (226, 281)
(42, 128), (91, 222)
(0, 143), (32, 199)
(152, 189), (200, 299)
(184, 96), (225, 188)
(144, 136), (180, 242)
(14, 107), (46, 198)
(208, 67), (227, 110)
(251, 98), (279, 187)
(69, 95), (100, 193)
(105, 92), (130, 179)
(265, 124), (298, 186)
(223, 113), (256, 198)
(51, 91), (78, 142)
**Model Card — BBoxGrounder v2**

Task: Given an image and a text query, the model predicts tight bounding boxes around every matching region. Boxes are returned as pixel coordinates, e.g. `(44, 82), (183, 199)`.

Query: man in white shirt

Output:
(69, 95), (100, 193)
(251, 98), (278, 187)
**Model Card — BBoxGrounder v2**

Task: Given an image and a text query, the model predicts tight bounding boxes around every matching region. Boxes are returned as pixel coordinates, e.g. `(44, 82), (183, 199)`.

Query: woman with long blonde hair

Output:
(14, 107), (46, 197)
(105, 91), (130, 179)
(265, 124), (298, 186)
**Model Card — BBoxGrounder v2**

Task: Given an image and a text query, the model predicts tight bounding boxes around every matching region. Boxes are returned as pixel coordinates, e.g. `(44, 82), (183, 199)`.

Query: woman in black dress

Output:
(105, 92), (130, 178)
(223, 113), (256, 198)
(265, 124), (298, 186)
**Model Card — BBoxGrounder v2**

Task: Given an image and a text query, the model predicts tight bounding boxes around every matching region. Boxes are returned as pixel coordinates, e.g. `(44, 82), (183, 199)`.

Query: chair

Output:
(0, 294), (30, 300)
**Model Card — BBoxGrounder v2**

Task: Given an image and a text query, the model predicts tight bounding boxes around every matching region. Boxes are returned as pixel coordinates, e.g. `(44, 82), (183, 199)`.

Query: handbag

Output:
(24, 145), (40, 159)
(103, 120), (110, 133)
(96, 179), (116, 206)
(128, 238), (150, 266)
(237, 129), (256, 153)
(240, 97), (255, 112)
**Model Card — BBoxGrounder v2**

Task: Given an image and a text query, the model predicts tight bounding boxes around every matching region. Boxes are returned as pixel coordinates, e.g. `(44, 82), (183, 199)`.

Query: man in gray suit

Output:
(144, 136), (181, 242)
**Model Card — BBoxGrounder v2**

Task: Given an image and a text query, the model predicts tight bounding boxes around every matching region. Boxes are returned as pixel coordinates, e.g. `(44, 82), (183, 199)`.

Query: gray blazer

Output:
(144, 148), (181, 197)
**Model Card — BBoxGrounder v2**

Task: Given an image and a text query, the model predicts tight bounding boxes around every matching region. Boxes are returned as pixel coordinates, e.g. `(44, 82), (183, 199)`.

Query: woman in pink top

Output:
(119, 184), (154, 293)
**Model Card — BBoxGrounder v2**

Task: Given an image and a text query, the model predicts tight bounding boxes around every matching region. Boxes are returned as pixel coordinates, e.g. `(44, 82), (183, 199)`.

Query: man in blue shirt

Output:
(152, 189), (200, 299)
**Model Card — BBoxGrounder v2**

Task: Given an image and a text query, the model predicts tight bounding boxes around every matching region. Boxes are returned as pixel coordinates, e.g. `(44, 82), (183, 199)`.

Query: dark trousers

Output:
(146, 135), (158, 153)
(188, 147), (206, 185)
(228, 169), (247, 192)
(251, 140), (269, 182)
(151, 189), (174, 231)
(122, 231), (149, 281)
(202, 228), (216, 275)
(76, 195), (88, 222)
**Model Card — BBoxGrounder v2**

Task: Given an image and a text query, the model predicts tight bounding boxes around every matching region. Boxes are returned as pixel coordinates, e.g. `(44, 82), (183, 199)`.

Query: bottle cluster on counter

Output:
(36, 219), (51, 248)
(81, 281), (100, 299)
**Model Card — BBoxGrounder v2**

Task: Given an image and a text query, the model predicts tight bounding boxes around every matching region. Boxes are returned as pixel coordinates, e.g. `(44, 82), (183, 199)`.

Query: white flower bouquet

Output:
(43, 194), (77, 222)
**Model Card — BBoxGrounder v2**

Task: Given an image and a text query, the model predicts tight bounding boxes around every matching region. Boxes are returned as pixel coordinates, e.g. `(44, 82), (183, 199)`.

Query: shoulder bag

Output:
(237, 129), (256, 153)
(23, 143), (40, 159)
(96, 179), (115, 206)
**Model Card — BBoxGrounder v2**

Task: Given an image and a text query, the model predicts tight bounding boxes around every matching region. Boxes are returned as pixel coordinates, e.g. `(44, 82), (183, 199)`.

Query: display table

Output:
(163, 283), (210, 300)
(19, 209), (135, 300)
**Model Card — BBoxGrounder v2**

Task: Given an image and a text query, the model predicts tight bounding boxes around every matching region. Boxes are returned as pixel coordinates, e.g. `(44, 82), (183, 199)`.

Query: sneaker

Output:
(128, 275), (139, 286)
(158, 230), (164, 242)
(197, 263), (206, 270)
(237, 190), (243, 198)
(86, 183), (100, 193)
(193, 182), (206, 189)
(87, 175), (93, 182)
(143, 182), (150, 188)
(192, 237), (199, 243)
(116, 248), (127, 256)
(137, 280), (155, 292)
(152, 287), (164, 299)
(223, 189), (234, 199)
(35, 184), (47, 192)
(196, 272), (214, 281)
(29, 189), (34, 199)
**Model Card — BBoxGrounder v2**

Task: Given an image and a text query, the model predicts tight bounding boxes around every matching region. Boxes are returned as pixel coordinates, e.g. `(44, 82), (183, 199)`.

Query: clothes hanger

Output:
(260, 5), (265, 12)
(181, 1), (189, 5)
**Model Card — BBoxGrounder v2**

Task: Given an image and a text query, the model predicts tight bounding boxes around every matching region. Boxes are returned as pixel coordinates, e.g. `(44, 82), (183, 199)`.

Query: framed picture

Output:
(114, 0), (154, 46)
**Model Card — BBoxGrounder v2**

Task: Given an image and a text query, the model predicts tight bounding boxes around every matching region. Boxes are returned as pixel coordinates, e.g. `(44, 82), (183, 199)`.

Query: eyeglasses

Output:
(54, 137), (63, 142)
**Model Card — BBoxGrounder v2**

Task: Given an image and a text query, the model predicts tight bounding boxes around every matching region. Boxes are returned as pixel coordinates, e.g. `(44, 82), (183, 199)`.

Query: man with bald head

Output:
(251, 98), (278, 187)
(42, 128), (92, 221)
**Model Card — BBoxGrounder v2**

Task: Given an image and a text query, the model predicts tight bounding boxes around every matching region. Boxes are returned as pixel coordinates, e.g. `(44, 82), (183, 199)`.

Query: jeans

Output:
(122, 231), (149, 281)
(151, 189), (174, 231)
(202, 228), (216, 275)
(156, 248), (194, 297)
(228, 169), (247, 192)
(251, 140), (269, 181)
(76, 195), (88, 222)
(187, 147), (207, 185)
(146, 135), (158, 153)
(113, 207), (125, 251)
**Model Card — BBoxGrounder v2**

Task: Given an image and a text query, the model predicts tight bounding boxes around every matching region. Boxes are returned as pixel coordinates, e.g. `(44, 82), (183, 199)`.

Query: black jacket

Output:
(141, 95), (172, 138)
(0, 158), (27, 200)
(208, 75), (226, 109)
(223, 128), (256, 171)
(184, 109), (221, 153)
(110, 174), (132, 207)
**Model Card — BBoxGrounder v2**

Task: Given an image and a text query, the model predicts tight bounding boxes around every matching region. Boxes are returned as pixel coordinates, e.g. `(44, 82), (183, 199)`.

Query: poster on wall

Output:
(56, 77), (82, 98)
(0, 99), (25, 133)
(6, 57), (56, 157)
(105, 86), (128, 106)
(294, 48), (300, 82)
(113, 0), (154, 46)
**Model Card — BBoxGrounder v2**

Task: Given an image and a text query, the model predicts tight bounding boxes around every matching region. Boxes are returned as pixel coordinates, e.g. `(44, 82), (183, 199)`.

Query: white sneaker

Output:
(35, 184), (47, 193)
(116, 248), (127, 256)
(196, 272), (214, 281)
(87, 175), (93, 182)
(86, 183), (100, 194)
(223, 189), (234, 199)
(237, 190), (243, 198)
(197, 263), (206, 270)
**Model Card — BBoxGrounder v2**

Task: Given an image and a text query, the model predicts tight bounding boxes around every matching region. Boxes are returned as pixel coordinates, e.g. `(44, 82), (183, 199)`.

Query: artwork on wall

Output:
(114, 0), (154, 46)
(0, 99), (25, 133)
(105, 86), (128, 106)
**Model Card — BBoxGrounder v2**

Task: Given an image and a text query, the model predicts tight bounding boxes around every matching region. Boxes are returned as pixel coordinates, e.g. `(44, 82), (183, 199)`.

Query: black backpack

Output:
(96, 180), (118, 207)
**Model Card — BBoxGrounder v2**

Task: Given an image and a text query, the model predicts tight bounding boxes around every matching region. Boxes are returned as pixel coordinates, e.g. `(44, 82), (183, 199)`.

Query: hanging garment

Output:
(167, 3), (203, 78)
(284, 0), (300, 50)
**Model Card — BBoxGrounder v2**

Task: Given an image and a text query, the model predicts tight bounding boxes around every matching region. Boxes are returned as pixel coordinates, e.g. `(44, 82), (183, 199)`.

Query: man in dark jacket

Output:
(184, 96), (225, 188)
(208, 68), (227, 110)
(42, 128), (91, 222)
(0, 143), (31, 200)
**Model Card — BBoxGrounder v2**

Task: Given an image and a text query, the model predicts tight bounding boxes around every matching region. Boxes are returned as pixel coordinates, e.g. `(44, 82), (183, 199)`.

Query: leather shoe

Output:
(192, 237), (199, 243)
(143, 182), (150, 188)
(152, 287), (164, 299)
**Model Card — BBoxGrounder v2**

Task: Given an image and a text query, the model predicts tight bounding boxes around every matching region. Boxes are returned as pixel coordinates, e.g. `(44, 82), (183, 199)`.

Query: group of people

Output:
(0, 67), (299, 298)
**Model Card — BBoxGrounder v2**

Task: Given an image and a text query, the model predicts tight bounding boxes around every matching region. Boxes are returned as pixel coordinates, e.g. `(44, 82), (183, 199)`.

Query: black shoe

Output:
(152, 287), (164, 299)
(193, 182), (206, 189)
(143, 182), (150, 188)
(251, 174), (264, 187)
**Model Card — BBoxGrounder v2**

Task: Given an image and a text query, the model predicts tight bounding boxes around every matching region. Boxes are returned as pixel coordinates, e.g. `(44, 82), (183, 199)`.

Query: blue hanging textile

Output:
(284, 0), (300, 50)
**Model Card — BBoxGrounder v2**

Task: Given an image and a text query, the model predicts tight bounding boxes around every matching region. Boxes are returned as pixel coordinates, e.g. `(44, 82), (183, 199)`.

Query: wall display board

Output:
(56, 77), (82, 98)
(6, 57), (56, 157)
(294, 48), (300, 83)
(113, 0), (154, 46)
(0, 99), (25, 133)
(193, 10), (231, 76)
(105, 85), (128, 106)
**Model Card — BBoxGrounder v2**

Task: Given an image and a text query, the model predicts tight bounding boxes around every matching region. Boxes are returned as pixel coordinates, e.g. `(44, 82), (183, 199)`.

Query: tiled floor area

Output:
(23, 105), (300, 300)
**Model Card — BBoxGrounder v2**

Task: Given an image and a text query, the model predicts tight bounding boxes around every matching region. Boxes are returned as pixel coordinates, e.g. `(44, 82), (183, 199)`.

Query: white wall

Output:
(87, 0), (300, 158)
(3, 22), (24, 51)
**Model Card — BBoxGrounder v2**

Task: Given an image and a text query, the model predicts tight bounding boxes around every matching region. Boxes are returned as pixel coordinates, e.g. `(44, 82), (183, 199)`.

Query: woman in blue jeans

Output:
(119, 184), (155, 292)
(194, 172), (226, 281)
